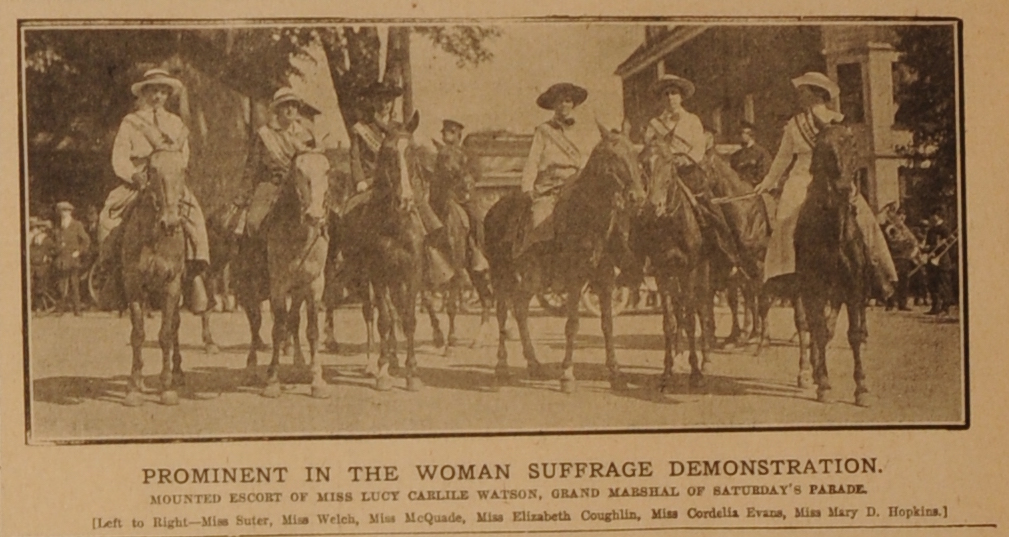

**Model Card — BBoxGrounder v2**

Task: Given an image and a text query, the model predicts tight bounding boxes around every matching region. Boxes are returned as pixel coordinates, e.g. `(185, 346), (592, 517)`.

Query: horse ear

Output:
(595, 118), (612, 140)
(432, 138), (444, 150)
(406, 110), (420, 134)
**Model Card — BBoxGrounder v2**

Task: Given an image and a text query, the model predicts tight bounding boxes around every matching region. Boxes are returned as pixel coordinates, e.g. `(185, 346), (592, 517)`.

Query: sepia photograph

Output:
(21, 18), (965, 442)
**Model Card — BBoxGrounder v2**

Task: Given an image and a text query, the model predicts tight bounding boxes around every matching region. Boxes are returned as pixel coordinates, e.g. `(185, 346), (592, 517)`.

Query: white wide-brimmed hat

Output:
(269, 87), (321, 116)
(130, 68), (183, 97)
(791, 72), (840, 100)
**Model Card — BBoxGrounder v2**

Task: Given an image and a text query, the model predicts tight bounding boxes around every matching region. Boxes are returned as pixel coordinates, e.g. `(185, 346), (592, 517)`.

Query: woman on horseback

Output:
(641, 74), (749, 278)
(516, 82), (588, 256)
(97, 68), (211, 313)
(754, 72), (897, 294)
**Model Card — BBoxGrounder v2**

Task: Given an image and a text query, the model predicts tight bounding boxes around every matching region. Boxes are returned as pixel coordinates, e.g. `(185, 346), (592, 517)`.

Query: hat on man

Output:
(791, 72), (840, 100)
(441, 119), (465, 133)
(56, 201), (74, 212)
(269, 87), (321, 116)
(130, 68), (183, 97)
(536, 82), (588, 110)
(361, 81), (404, 102)
(650, 74), (696, 99)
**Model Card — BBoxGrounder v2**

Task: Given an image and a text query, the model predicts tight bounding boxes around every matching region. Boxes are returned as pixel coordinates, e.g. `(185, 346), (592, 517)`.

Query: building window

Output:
(836, 62), (865, 123)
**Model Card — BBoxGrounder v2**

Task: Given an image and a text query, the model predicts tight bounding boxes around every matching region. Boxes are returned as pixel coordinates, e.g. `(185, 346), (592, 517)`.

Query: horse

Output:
(421, 141), (494, 352)
(632, 143), (721, 390)
(341, 111), (427, 391)
(483, 124), (645, 393)
(120, 149), (189, 407)
(243, 149), (332, 399)
(794, 123), (873, 406)
(702, 152), (772, 351)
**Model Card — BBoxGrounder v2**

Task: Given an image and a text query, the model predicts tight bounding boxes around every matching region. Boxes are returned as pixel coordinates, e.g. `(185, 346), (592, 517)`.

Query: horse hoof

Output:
(311, 385), (332, 399)
(817, 388), (836, 404)
(160, 390), (180, 406)
(325, 341), (339, 353)
(406, 377), (423, 392)
(205, 343), (219, 355)
(689, 373), (706, 389)
(722, 341), (736, 351)
(364, 364), (380, 378)
(659, 376), (676, 395)
(527, 363), (549, 380)
(432, 332), (445, 348)
(855, 391), (874, 408)
(560, 378), (577, 394)
(447, 336), (459, 347)
(797, 372), (815, 390)
(123, 391), (145, 407)
(261, 383), (282, 399)
(376, 375), (395, 392)
(242, 370), (259, 387)
(173, 372), (187, 387)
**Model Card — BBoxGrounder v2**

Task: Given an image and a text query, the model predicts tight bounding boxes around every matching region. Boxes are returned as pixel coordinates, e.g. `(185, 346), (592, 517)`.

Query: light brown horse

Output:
(244, 150), (332, 399)
(121, 150), (189, 407)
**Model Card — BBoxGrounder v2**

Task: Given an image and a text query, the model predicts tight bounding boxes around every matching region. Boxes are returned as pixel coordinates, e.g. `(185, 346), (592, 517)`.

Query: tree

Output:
(893, 25), (958, 218)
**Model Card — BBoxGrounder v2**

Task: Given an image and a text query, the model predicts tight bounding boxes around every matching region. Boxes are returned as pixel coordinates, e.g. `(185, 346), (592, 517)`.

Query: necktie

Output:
(153, 109), (160, 128)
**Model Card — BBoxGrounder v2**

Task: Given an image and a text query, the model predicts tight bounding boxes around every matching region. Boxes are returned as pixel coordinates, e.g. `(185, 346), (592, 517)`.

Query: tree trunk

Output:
(384, 27), (413, 121)
(323, 27), (382, 136)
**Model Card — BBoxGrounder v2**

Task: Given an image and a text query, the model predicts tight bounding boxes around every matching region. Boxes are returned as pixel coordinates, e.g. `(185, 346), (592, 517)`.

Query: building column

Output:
(864, 43), (902, 212)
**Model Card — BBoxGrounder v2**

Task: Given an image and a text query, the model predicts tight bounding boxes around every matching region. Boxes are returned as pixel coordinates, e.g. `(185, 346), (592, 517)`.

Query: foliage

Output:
(893, 25), (958, 215)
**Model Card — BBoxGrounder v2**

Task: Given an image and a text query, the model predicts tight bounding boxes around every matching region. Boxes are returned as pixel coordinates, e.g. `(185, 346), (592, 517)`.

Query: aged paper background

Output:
(2, 0), (1007, 535)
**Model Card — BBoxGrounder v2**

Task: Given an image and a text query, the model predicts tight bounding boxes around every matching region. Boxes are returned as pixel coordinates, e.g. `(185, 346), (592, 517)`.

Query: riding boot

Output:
(426, 246), (456, 288)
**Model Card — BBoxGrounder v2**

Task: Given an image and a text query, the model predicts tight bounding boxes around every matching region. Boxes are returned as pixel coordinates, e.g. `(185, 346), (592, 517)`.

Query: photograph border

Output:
(18, 15), (969, 446)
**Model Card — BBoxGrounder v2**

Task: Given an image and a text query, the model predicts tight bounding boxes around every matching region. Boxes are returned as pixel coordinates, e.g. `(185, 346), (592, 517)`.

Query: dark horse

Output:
(421, 142), (494, 351)
(794, 123), (873, 406)
(121, 149), (189, 407)
(632, 143), (717, 390)
(484, 124), (645, 392)
(342, 112), (427, 391)
(244, 150), (332, 398)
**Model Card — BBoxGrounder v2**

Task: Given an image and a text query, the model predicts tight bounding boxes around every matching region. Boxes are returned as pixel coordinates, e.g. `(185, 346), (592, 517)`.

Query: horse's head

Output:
(147, 150), (187, 234)
(583, 121), (646, 211)
(290, 150), (331, 225)
(810, 123), (861, 205)
(374, 111), (421, 213)
(643, 140), (679, 216)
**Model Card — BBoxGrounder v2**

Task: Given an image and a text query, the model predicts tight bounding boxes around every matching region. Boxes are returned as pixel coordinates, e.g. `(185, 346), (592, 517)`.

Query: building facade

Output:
(615, 24), (910, 211)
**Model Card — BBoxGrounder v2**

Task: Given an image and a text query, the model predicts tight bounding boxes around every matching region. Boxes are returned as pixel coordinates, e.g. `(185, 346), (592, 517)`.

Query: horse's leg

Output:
(794, 293), (814, 389)
(470, 270), (494, 349)
(515, 289), (544, 380)
(848, 298), (872, 406)
(809, 296), (836, 403)
(306, 287), (330, 398)
(493, 289), (511, 384)
(362, 286), (379, 377)
(396, 283), (422, 392)
(597, 276), (625, 391)
(243, 300), (262, 386)
(172, 307), (185, 389)
(159, 279), (181, 406)
(698, 262), (716, 374)
(754, 286), (772, 357)
(742, 279), (756, 343)
(324, 306), (339, 353)
(262, 297), (286, 398)
(421, 290), (445, 349)
(124, 300), (146, 407)
(726, 278), (742, 347)
(289, 300), (305, 367)
(659, 284), (678, 394)
(375, 284), (395, 391)
(559, 281), (581, 394)
(684, 268), (705, 388)
(201, 311), (218, 354)
(446, 281), (459, 350)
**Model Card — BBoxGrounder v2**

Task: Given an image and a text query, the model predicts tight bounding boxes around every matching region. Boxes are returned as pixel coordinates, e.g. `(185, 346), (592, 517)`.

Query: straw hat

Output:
(791, 72), (840, 100)
(650, 74), (696, 99)
(269, 87), (321, 116)
(130, 68), (183, 97)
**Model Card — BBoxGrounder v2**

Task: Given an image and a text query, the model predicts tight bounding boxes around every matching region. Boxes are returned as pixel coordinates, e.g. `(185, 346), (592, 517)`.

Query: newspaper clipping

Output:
(3, 0), (1006, 535)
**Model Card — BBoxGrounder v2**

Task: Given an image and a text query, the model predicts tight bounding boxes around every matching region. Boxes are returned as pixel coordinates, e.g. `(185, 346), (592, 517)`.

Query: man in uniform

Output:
(52, 201), (91, 316)
(641, 74), (749, 277)
(880, 203), (919, 311)
(432, 119), (488, 273)
(924, 206), (955, 315)
(97, 68), (211, 312)
(730, 121), (772, 187)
